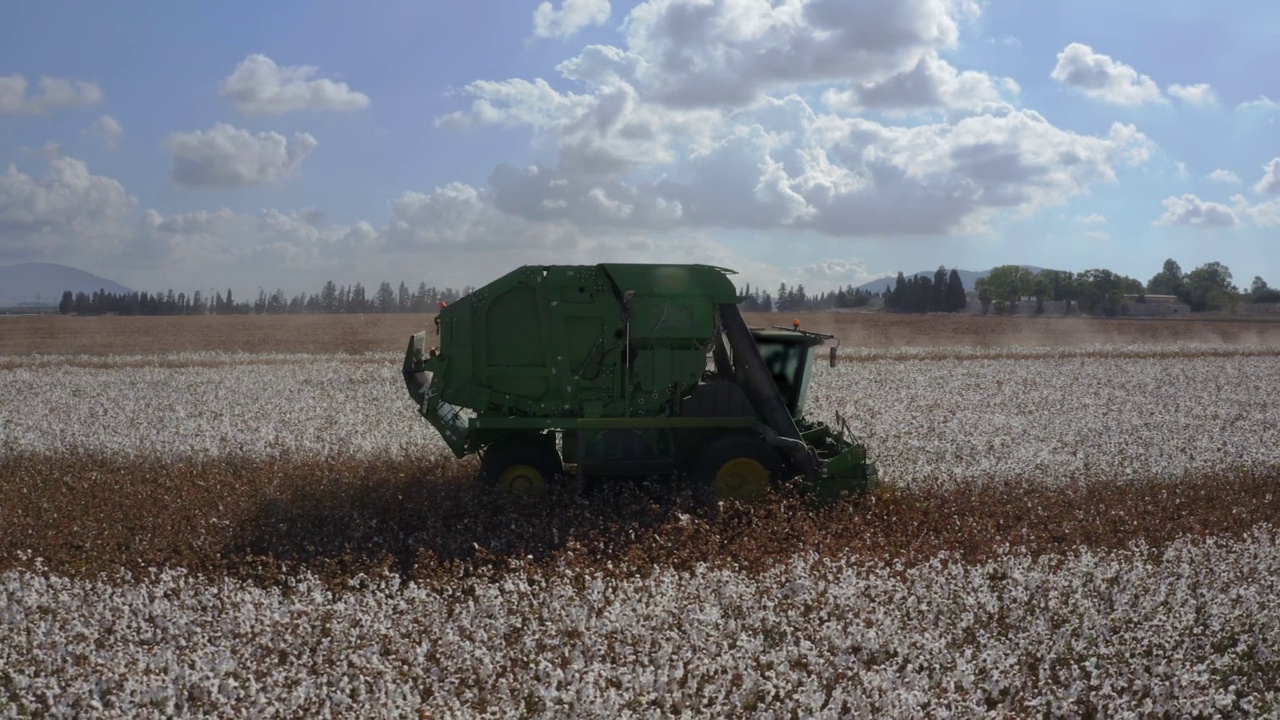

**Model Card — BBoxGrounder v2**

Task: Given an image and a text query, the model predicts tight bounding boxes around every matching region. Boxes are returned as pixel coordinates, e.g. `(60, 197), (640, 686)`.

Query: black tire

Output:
(689, 434), (785, 504)
(478, 435), (563, 497)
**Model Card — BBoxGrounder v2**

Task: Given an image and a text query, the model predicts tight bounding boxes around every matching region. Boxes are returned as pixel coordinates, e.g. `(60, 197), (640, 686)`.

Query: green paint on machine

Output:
(403, 263), (876, 501)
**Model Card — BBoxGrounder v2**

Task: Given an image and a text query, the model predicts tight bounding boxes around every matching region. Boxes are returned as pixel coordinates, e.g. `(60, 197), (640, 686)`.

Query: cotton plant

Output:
(3, 345), (1280, 716)
(3, 529), (1278, 716)
(833, 342), (1279, 362)
(4, 347), (1278, 489)
(806, 350), (1280, 489)
(0, 355), (448, 460)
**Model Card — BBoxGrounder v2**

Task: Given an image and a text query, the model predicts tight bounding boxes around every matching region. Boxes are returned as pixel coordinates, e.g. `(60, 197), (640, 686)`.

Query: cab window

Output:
(758, 341), (809, 415)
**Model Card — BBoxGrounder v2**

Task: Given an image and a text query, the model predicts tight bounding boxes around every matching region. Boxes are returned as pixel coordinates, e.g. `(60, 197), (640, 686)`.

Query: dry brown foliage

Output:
(5, 312), (1278, 590)
(3, 311), (1279, 357)
(3, 452), (1276, 588)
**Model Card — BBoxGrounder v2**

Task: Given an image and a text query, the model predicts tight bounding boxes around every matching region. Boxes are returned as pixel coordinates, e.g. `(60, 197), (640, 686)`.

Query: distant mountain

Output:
(0, 263), (133, 307)
(854, 266), (1044, 295)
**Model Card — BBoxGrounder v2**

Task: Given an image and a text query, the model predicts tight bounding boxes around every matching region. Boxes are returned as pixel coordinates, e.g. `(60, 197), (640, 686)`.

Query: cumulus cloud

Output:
(1050, 43), (1164, 105)
(0, 157), (136, 262)
(442, 32), (1156, 238)
(379, 182), (590, 253)
(219, 54), (370, 116)
(1083, 230), (1110, 241)
(1235, 96), (1278, 112)
(1239, 198), (1280, 228)
(1167, 83), (1216, 105)
(437, 69), (721, 176)
(1075, 213), (1106, 225)
(20, 142), (64, 159)
(133, 178), (774, 292)
(1153, 190), (1280, 231)
(136, 207), (242, 267)
(435, 3), (1153, 241)
(1255, 158), (1280, 195)
(621, 0), (974, 108)
(821, 52), (1015, 114)
(798, 114), (1149, 236)
(532, 0), (611, 39)
(1207, 169), (1241, 184)
(375, 185), (773, 286)
(0, 74), (103, 114)
(1155, 194), (1238, 228)
(437, 77), (596, 131)
(136, 180), (578, 276)
(167, 123), (318, 187)
(82, 114), (123, 149)
(466, 91), (1152, 238)
(377, 181), (676, 260)
(788, 257), (878, 291)
(5, 2), (1206, 294)
(139, 206), (378, 278)
(485, 164), (685, 225)
(0, 154), (753, 292)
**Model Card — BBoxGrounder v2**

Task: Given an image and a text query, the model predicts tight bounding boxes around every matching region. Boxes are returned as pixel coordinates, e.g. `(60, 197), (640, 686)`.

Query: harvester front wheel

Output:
(691, 435), (784, 504)
(479, 436), (563, 497)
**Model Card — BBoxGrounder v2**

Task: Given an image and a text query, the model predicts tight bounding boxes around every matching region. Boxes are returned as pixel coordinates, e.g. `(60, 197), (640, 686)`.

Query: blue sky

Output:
(1, 0), (1278, 298)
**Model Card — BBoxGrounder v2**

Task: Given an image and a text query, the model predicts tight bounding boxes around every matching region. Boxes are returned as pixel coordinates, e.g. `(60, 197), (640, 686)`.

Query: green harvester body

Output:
(403, 263), (876, 498)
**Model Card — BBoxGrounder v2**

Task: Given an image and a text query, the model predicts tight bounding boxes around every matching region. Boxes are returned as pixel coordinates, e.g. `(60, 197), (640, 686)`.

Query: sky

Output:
(1, 0), (1278, 300)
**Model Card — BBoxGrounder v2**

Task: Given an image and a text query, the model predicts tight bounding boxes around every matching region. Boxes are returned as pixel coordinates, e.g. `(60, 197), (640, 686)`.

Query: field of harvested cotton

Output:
(3, 318), (1280, 716)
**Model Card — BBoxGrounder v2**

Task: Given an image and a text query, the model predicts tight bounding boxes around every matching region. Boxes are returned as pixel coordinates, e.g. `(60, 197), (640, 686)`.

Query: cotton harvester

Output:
(403, 264), (876, 501)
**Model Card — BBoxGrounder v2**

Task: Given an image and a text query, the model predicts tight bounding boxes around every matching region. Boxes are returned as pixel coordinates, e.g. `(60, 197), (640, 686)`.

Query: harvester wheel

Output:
(479, 435), (563, 497)
(691, 435), (784, 504)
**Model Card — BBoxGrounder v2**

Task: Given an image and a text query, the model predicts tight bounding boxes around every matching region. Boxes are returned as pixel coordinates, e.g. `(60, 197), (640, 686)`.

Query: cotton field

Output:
(4, 344), (1279, 488)
(0, 353), (445, 461)
(5, 530), (1280, 717)
(3, 341), (1280, 717)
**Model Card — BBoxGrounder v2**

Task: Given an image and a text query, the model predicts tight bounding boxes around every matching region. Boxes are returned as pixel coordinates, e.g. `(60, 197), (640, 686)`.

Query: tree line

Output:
(1148, 260), (1278, 311)
(736, 267), (969, 314)
(735, 282), (880, 313)
(58, 281), (476, 316)
(739, 258), (1271, 317)
(56, 259), (1275, 318)
(884, 267), (969, 313)
(973, 259), (1267, 316)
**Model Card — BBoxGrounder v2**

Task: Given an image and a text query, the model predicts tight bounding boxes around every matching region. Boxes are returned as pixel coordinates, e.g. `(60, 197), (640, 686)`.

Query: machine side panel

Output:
(480, 282), (549, 400)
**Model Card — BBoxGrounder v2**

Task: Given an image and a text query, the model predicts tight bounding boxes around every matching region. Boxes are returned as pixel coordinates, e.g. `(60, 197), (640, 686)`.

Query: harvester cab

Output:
(403, 264), (876, 501)
(751, 324), (839, 417)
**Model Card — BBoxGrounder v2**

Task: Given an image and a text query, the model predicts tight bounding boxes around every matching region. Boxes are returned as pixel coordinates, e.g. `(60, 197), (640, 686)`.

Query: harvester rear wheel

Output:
(479, 435), (563, 497)
(691, 435), (784, 504)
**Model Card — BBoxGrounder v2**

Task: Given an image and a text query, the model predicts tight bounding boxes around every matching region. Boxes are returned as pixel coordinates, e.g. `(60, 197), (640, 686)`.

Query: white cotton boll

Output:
(3, 349), (1280, 714)
(4, 346), (1279, 476)
(0, 352), (446, 461)
(808, 348), (1280, 489)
